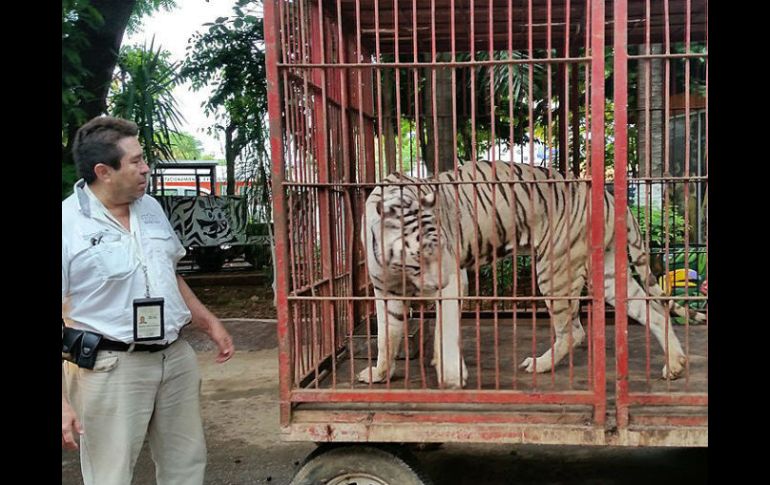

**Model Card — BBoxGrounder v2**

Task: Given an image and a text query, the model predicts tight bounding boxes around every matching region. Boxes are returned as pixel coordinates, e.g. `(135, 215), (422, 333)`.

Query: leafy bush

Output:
(630, 204), (690, 247)
(476, 255), (533, 297)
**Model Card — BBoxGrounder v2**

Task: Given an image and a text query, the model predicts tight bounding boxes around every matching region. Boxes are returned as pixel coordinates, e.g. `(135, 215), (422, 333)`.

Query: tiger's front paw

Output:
(435, 359), (468, 389)
(661, 354), (687, 380)
(357, 365), (393, 384)
(519, 356), (554, 374)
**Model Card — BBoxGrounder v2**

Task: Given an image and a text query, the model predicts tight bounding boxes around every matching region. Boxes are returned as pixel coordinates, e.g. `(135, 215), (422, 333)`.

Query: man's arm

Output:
(176, 275), (234, 363)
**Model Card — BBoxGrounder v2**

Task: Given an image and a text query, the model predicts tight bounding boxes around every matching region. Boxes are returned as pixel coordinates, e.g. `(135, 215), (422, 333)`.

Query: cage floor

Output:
(302, 318), (707, 395)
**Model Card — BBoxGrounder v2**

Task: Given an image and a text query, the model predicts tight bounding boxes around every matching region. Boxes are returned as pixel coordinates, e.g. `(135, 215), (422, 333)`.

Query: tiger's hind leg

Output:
(357, 288), (408, 384)
(604, 251), (687, 379)
(520, 255), (587, 374)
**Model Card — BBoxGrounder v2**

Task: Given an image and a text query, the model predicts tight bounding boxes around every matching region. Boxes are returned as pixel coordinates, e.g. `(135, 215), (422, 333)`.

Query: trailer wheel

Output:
(193, 247), (226, 272)
(290, 444), (433, 485)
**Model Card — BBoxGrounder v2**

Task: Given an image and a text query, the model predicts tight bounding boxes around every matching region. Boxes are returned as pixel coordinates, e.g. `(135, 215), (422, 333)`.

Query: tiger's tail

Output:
(625, 208), (707, 325)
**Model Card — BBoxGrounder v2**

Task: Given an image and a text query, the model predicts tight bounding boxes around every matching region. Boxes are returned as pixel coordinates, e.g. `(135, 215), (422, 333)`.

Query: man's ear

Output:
(93, 163), (112, 182)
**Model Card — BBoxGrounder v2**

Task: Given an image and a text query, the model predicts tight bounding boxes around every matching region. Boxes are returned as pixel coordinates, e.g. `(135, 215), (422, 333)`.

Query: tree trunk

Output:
(382, 69), (397, 175)
(64, 0), (138, 163)
(637, 44), (664, 207)
(424, 53), (455, 175)
(224, 123), (237, 196)
(80, 0), (137, 118)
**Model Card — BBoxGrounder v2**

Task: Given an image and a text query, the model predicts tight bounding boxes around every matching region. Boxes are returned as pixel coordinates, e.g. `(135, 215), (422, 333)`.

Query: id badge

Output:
(133, 298), (165, 341)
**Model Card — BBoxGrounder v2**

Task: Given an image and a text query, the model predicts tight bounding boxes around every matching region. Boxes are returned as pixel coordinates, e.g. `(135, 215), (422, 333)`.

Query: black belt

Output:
(99, 338), (174, 353)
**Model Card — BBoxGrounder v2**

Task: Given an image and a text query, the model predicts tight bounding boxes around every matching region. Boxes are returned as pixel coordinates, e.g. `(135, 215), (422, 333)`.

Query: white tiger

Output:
(359, 161), (706, 389)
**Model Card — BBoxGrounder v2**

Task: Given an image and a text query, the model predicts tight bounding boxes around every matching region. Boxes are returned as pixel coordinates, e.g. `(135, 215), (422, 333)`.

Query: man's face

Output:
(107, 137), (149, 203)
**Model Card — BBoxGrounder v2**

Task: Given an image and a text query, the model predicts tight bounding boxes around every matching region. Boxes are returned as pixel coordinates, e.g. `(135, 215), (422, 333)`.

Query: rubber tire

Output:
(193, 247), (226, 272)
(290, 444), (433, 485)
(244, 243), (271, 269)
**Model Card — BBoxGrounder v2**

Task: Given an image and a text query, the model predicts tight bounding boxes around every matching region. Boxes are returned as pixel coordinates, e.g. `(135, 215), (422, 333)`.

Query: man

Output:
(61, 116), (235, 485)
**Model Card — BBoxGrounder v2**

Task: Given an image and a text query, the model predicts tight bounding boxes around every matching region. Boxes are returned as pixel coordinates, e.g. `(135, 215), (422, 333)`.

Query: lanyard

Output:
(130, 209), (153, 299)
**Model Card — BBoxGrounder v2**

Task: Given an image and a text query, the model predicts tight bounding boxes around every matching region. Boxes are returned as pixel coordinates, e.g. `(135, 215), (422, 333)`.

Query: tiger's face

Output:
(375, 185), (446, 291)
(195, 197), (232, 242)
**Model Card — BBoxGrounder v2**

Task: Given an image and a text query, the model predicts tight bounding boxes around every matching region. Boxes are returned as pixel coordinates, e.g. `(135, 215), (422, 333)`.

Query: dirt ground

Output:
(61, 276), (707, 484)
(193, 282), (278, 320)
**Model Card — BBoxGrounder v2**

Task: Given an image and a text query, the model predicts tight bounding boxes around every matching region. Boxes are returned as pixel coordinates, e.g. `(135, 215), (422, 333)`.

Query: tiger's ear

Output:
(421, 192), (436, 208)
(376, 200), (384, 215)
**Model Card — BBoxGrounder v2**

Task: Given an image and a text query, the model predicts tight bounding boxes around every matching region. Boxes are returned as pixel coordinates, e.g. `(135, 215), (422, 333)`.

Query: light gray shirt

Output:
(62, 179), (191, 343)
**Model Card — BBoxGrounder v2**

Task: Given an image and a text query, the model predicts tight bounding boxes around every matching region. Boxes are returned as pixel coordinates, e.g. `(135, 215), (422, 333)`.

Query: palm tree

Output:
(109, 38), (185, 166)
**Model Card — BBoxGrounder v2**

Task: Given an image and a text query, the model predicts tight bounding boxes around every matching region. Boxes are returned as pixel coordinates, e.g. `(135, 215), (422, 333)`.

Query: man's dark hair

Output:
(72, 116), (140, 184)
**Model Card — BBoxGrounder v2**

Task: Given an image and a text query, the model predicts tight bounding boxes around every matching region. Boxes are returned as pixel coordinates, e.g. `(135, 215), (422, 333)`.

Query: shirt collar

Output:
(74, 179), (142, 226)
(74, 179), (92, 218)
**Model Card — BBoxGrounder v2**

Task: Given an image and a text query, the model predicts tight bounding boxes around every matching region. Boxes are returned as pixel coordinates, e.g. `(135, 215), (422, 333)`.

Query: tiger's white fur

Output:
(359, 161), (705, 389)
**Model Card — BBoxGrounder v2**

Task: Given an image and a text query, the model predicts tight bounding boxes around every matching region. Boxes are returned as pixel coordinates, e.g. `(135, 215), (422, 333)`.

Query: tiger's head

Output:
(373, 184), (448, 292)
(194, 197), (233, 243)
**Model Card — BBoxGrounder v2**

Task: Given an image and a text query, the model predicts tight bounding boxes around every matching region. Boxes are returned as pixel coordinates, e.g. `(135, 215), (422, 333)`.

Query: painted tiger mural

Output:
(157, 195), (250, 247)
(360, 161), (706, 389)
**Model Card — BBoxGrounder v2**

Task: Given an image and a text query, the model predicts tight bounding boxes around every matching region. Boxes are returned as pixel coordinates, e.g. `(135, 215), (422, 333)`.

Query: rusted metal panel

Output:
(615, 427), (708, 447)
(284, 420), (706, 446)
(291, 389), (598, 404)
(283, 422), (607, 445)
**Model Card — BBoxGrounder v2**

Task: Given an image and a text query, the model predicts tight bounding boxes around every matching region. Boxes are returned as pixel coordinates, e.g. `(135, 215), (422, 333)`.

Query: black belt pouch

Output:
(62, 328), (103, 370)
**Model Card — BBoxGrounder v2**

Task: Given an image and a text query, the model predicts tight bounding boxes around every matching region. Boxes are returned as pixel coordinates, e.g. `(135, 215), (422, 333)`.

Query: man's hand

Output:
(176, 275), (235, 363)
(62, 398), (82, 450)
(208, 318), (234, 363)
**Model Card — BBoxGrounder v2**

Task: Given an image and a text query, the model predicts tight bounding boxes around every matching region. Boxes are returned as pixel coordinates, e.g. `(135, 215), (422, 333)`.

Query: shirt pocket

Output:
(144, 230), (180, 272)
(88, 234), (138, 281)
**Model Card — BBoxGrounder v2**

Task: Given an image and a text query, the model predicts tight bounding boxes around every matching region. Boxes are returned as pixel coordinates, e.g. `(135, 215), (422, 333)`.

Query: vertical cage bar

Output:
(590, 0), (606, 425)
(335, 0), (355, 387)
(642, 0), (653, 386)
(546, 0), (557, 389)
(526, 0), (539, 387)
(613, 0), (630, 430)
(681, 0), (692, 388)
(469, 0), (482, 390)
(264, 0), (292, 427)
(661, 0), (672, 390)
(312, 1), (337, 378)
(449, 0), (461, 392)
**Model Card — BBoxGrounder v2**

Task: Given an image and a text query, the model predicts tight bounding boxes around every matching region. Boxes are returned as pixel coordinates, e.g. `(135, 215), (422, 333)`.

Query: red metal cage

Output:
(265, 0), (707, 447)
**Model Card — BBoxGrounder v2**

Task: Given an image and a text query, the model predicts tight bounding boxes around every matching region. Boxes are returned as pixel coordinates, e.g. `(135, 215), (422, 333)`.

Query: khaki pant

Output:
(64, 339), (206, 485)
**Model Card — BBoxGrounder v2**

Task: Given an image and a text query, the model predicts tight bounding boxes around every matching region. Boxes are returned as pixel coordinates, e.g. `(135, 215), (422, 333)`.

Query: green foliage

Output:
(477, 255), (533, 297)
(62, 0), (103, 145)
(62, 0), (181, 145)
(398, 119), (421, 173)
(167, 131), (206, 160)
(109, 40), (185, 165)
(181, 1), (270, 215)
(457, 50), (549, 157)
(62, 0), (104, 198)
(630, 203), (690, 248)
(62, 162), (79, 198)
(62, 0), (182, 199)
(181, 2), (267, 137)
